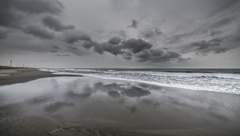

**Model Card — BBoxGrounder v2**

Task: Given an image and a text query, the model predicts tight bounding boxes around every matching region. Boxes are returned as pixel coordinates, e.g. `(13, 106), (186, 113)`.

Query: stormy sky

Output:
(0, 0), (240, 68)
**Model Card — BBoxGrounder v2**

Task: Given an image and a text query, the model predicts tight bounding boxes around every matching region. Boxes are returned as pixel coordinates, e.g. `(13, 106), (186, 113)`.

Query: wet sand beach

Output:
(0, 70), (240, 136)
(0, 68), (82, 86)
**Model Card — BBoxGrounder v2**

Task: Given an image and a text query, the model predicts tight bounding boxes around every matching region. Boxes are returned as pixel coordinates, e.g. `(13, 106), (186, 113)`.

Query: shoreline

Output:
(0, 68), (82, 86)
(0, 69), (240, 135)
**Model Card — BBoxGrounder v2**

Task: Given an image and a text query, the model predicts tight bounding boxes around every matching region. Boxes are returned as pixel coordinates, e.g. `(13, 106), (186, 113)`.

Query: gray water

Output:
(41, 68), (240, 95)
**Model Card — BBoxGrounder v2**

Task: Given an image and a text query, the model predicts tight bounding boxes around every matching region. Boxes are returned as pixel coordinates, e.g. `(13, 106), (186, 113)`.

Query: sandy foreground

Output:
(0, 69), (240, 136)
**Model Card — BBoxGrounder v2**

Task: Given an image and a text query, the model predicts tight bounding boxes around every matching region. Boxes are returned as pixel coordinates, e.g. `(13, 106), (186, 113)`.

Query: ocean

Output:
(40, 68), (240, 95)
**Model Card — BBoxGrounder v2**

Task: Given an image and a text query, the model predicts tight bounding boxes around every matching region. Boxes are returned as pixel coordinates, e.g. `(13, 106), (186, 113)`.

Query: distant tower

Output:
(23, 64), (24, 68)
(10, 60), (12, 67)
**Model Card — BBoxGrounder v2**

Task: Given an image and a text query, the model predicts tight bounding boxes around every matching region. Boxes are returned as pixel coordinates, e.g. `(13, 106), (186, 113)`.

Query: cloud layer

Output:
(0, 0), (240, 67)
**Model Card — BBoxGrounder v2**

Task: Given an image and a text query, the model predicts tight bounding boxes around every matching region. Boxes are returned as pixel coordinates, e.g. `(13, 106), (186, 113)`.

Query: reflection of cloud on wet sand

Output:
(0, 77), (240, 132)
(26, 96), (51, 104)
(44, 101), (75, 113)
(126, 106), (137, 113)
(122, 86), (151, 97)
(66, 85), (93, 99)
(65, 82), (152, 99)
(108, 91), (121, 98)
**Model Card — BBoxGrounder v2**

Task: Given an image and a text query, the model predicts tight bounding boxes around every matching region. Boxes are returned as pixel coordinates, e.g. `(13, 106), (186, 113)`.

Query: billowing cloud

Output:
(108, 37), (122, 45)
(191, 38), (222, 50)
(179, 38), (229, 55)
(82, 41), (98, 49)
(207, 0), (239, 17)
(122, 39), (153, 53)
(79, 37), (181, 62)
(9, 0), (63, 15)
(66, 46), (83, 56)
(127, 20), (138, 29)
(50, 45), (61, 53)
(140, 28), (162, 39)
(136, 49), (181, 62)
(64, 33), (92, 44)
(42, 15), (75, 31)
(209, 17), (234, 29)
(95, 43), (123, 55)
(122, 51), (132, 60)
(166, 33), (190, 44)
(0, 28), (8, 39)
(214, 47), (229, 53)
(1, 0), (239, 68)
(55, 54), (70, 57)
(23, 26), (54, 39)
(52, 45), (61, 50)
(0, 0), (63, 28)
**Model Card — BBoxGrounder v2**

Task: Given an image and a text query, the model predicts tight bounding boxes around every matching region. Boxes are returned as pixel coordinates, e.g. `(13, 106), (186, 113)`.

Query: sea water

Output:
(40, 68), (240, 95)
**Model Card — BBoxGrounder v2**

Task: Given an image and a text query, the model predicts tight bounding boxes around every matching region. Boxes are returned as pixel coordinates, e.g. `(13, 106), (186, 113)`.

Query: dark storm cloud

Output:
(180, 38), (229, 55)
(52, 45), (61, 50)
(167, 33), (190, 44)
(55, 54), (70, 57)
(94, 43), (123, 56)
(210, 30), (222, 36)
(23, 26), (54, 39)
(207, 0), (239, 17)
(214, 47), (229, 53)
(191, 38), (222, 50)
(136, 49), (181, 62)
(67, 46), (78, 51)
(209, 17), (234, 29)
(108, 37), (122, 45)
(9, 0), (63, 15)
(127, 20), (138, 29)
(140, 28), (162, 39)
(82, 41), (98, 49)
(110, 30), (128, 38)
(66, 46), (83, 56)
(64, 33), (92, 44)
(85, 41), (123, 55)
(0, 0), (63, 28)
(93, 44), (104, 54)
(122, 51), (132, 60)
(78, 37), (181, 62)
(122, 39), (153, 53)
(232, 32), (240, 42)
(42, 15), (75, 31)
(0, 28), (8, 39)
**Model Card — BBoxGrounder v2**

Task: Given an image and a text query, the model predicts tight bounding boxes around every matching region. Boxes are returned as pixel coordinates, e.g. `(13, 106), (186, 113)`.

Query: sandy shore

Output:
(0, 68), (82, 86)
(0, 70), (240, 136)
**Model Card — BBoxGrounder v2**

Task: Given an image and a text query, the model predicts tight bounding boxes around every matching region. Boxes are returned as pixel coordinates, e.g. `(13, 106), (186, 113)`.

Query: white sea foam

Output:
(40, 68), (240, 95)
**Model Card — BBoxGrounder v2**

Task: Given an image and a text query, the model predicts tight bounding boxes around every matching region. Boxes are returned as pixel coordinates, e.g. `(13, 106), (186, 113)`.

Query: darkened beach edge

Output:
(0, 68), (82, 86)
